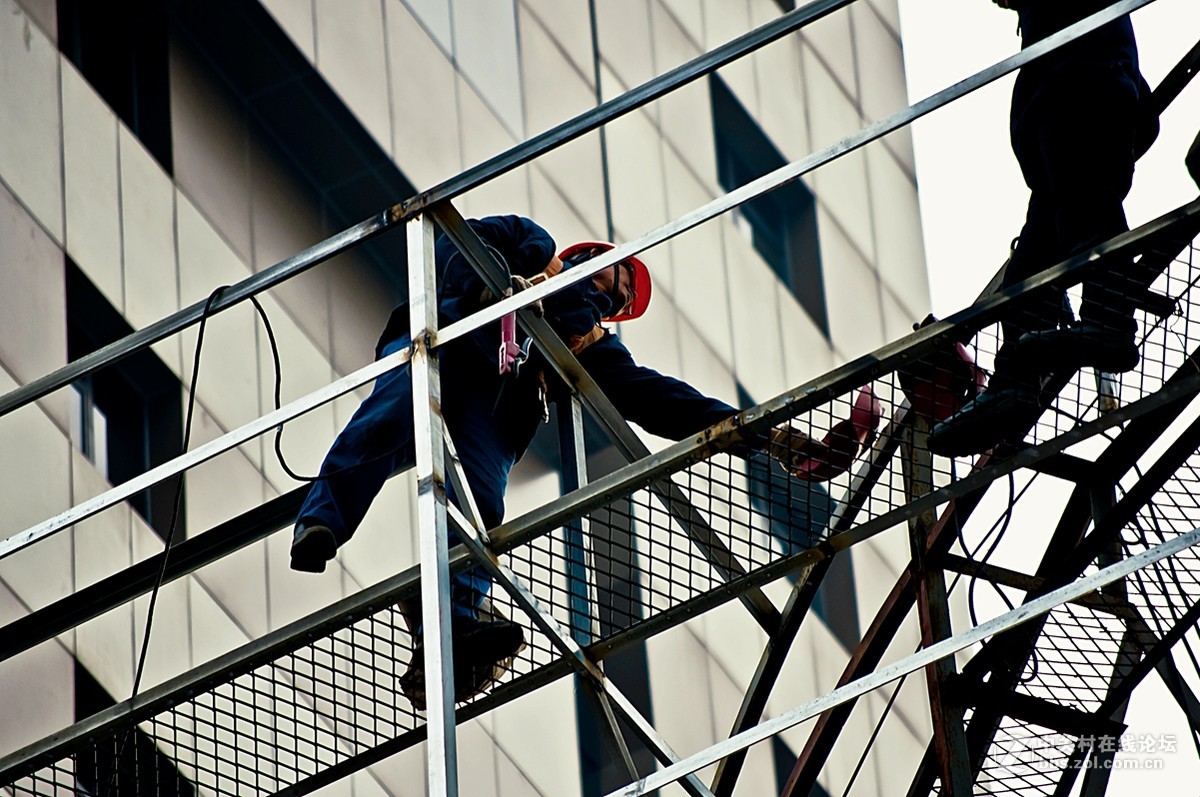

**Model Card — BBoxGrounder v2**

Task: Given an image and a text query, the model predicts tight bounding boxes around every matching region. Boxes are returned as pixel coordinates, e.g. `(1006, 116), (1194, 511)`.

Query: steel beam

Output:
(429, 203), (783, 634)
(408, 214), (458, 797)
(604, 527), (1200, 797)
(902, 418), (972, 795)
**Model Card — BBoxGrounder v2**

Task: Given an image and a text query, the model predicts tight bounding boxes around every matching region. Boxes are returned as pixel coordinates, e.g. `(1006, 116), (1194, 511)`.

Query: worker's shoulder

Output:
(469, 214), (548, 236)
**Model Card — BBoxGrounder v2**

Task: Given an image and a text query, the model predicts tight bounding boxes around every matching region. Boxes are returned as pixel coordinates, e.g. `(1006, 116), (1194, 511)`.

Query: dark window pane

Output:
(58, 0), (172, 171)
(710, 75), (828, 336)
(66, 260), (183, 540)
(74, 661), (196, 796)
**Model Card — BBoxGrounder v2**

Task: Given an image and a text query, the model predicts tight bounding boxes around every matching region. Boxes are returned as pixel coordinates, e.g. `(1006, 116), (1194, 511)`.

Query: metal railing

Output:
(0, 1), (1194, 795)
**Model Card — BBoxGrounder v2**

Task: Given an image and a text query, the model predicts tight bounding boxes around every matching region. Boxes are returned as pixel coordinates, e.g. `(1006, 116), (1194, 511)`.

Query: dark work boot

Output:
(926, 382), (1043, 457)
(289, 521), (338, 573)
(1014, 318), (1138, 375)
(399, 615), (525, 712)
(451, 615), (525, 666)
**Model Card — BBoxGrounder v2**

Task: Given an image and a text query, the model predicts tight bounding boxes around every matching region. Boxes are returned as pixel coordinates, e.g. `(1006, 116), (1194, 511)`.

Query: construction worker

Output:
(288, 215), (758, 704)
(929, 0), (1158, 456)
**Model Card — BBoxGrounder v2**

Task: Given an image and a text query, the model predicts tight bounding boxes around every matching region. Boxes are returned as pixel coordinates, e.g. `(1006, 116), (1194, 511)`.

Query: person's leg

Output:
(440, 366), (518, 620)
(1050, 72), (1137, 317)
(292, 336), (416, 570)
(929, 72), (1139, 457)
(1016, 69), (1140, 371)
(399, 362), (524, 709)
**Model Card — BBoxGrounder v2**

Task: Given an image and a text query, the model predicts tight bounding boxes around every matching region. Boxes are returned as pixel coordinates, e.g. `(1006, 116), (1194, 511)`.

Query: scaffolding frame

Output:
(2, 1), (1200, 795)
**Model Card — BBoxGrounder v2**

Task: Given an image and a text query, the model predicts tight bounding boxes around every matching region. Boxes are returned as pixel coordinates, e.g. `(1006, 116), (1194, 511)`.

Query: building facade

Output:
(0, 0), (931, 794)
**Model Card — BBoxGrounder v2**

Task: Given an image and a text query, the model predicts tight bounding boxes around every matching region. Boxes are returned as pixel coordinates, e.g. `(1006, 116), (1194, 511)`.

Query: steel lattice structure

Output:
(2, 1), (1200, 795)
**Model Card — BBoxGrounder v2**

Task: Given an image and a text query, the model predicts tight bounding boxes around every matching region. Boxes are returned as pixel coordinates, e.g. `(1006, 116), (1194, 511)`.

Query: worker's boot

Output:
(289, 521), (338, 573)
(927, 343), (1044, 458)
(1014, 316), (1138, 374)
(926, 380), (1042, 457)
(399, 615), (525, 712)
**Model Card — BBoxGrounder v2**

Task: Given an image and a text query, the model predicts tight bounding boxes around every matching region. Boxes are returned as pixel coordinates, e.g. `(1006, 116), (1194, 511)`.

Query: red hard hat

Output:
(558, 241), (652, 322)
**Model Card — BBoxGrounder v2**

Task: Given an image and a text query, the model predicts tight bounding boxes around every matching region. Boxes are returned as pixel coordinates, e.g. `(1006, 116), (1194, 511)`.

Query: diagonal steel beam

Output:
(903, 418), (972, 795)
(429, 202), (783, 635)
(442, 498), (715, 797)
(710, 406), (911, 796)
(605, 527), (1200, 797)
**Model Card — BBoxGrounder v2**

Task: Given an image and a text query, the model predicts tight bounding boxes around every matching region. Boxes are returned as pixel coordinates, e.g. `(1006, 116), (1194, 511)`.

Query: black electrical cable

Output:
(248, 294), (416, 483)
(840, 673), (909, 797)
(102, 284), (229, 796)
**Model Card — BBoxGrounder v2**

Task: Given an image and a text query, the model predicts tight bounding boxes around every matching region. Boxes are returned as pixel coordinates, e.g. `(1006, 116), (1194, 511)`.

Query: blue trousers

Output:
(296, 336), (516, 618)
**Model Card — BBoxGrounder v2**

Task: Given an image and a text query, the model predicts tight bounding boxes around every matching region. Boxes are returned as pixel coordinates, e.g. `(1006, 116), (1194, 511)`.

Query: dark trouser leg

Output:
(1028, 71), (1138, 328)
(440, 364), (519, 620)
(296, 335), (416, 544)
(996, 191), (1070, 390)
(1000, 70), (1140, 379)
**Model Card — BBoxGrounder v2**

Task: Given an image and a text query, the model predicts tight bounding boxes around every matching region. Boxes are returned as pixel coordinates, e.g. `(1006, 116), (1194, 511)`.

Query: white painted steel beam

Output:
(606, 526), (1200, 797)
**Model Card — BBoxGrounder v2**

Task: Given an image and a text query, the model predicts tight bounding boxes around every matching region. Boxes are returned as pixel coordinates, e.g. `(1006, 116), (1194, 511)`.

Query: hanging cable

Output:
(839, 673), (909, 797)
(247, 295), (411, 483)
(102, 284), (228, 796)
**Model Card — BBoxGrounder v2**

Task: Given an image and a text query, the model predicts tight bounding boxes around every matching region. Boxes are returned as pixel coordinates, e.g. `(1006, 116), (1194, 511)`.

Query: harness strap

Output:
(568, 325), (606, 354)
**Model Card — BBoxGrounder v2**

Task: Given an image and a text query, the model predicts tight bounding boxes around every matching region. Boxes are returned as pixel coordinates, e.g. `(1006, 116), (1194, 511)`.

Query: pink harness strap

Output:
(498, 312), (523, 374)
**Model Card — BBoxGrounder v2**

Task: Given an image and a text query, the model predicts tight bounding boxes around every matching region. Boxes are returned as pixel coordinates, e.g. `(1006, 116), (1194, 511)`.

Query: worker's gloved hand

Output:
(768, 424), (815, 477)
(479, 274), (544, 317)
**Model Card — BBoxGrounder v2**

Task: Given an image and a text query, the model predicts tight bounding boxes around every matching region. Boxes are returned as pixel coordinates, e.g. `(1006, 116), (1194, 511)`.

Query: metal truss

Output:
(2, 201), (1199, 796)
(3, 2), (1200, 796)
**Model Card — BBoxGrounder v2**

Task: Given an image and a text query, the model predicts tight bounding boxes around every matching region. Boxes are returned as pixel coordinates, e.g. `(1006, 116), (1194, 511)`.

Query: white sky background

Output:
(894, 0), (1200, 791)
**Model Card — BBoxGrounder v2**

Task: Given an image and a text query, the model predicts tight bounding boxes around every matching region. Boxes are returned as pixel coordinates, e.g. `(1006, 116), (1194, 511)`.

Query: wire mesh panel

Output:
(5, 226), (1200, 796)
(974, 719), (1079, 796)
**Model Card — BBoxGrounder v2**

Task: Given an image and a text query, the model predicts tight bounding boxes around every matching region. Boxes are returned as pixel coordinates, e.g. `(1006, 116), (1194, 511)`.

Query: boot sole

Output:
(290, 524), (337, 573)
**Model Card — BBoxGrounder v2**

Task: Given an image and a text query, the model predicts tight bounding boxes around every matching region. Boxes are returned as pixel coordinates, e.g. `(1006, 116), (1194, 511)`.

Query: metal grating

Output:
(4, 227), (1200, 796)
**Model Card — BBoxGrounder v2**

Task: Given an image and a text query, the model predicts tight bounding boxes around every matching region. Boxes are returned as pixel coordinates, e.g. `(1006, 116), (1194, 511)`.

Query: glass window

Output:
(67, 260), (184, 541)
(58, 0), (173, 171)
(74, 660), (196, 796)
(710, 75), (828, 337)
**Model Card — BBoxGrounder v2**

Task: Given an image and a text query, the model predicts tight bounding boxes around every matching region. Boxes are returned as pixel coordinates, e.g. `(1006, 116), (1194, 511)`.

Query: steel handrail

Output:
(0, 0), (1152, 422)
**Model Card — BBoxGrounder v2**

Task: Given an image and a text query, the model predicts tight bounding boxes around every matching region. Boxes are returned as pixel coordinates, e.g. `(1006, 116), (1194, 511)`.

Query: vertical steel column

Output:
(558, 395), (640, 780)
(559, 395), (599, 646)
(902, 418), (972, 795)
(408, 213), (458, 796)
